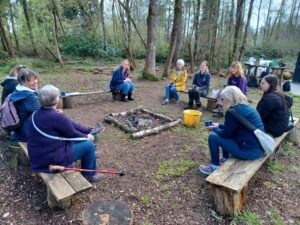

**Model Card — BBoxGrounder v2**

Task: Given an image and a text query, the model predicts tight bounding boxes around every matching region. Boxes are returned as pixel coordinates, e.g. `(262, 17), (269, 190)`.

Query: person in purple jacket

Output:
(27, 85), (103, 183)
(212, 62), (247, 117)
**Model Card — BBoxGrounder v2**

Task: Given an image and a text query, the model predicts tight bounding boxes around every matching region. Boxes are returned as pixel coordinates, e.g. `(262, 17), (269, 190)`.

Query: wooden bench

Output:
(205, 118), (299, 216)
(178, 90), (217, 110)
(18, 142), (92, 209)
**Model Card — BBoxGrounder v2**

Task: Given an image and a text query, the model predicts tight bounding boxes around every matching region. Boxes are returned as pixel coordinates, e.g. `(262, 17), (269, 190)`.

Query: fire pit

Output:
(104, 107), (181, 139)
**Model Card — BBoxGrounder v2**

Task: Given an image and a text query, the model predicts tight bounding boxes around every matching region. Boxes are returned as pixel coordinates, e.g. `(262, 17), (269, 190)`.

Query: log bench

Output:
(18, 142), (92, 209)
(178, 90), (217, 110)
(205, 118), (299, 216)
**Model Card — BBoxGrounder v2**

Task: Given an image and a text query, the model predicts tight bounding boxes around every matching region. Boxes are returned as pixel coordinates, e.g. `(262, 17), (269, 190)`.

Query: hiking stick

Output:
(49, 165), (127, 176)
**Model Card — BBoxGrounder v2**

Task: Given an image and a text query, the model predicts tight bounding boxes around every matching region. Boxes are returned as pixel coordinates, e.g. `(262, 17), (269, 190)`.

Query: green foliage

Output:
(268, 209), (285, 225)
(267, 161), (286, 172)
(230, 211), (262, 225)
(60, 34), (124, 59)
(140, 195), (151, 205)
(155, 159), (195, 180)
(142, 71), (160, 81)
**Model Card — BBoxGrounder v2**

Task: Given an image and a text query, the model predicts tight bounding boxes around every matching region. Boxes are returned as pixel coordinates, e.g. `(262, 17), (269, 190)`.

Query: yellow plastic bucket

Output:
(183, 110), (202, 127)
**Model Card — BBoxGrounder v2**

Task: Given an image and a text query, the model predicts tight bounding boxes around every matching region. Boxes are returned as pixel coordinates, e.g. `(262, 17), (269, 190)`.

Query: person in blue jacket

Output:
(184, 61), (211, 110)
(199, 86), (265, 175)
(109, 59), (135, 102)
(10, 68), (40, 141)
(1, 65), (26, 104)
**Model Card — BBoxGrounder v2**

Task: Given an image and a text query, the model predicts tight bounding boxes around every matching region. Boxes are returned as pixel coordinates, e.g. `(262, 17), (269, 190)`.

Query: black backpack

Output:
(282, 81), (291, 92)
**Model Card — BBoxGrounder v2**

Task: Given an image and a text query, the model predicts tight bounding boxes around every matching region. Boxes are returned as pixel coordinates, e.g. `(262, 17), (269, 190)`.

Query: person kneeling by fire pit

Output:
(27, 85), (104, 183)
(110, 59), (135, 102)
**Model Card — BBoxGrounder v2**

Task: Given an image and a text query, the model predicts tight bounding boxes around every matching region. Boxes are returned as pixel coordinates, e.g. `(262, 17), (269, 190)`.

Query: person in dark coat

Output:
(27, 85), (103, 183)
(257, 75), (293, 137)
(10, 68), (40, 141)
(1, 65), (26, 104)
(184, 61), (211, 110)
(199, 86), (264, 175)
(109, 59), (135, 102)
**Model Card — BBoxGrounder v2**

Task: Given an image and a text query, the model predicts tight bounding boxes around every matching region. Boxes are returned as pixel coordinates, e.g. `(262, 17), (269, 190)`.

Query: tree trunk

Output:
(231, 0), (245, 61)
(100, 0), (107, 51)
(263, 0), (272, 41)
(227, 0), (235, 65)
(0, 17), (14, 58)
(209, 0), (221, 68)
(9, 2), (20, 51)
(52, 2), (63, 68)
(143, 0), (158, 80)
(193, 0), (201, 64)
(269, 0), (285, 40)
(238, 0), (255, 60)
(173, 9), (183, 67)
(21, 0), (38, 56)
(254, 0), (263, 47)
(163, 0), (183, 77)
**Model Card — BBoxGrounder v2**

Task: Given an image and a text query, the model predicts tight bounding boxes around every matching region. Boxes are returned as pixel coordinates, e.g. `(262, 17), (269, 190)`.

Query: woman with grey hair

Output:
(10, 68), (40, 141)
(199, 86), (265, 175)
(27, 85), (103, 183)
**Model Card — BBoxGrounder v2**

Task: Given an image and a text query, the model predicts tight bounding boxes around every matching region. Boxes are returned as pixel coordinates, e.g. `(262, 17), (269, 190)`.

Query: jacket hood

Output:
(1, 77), (18, 87)
(10, 86), (38, 103)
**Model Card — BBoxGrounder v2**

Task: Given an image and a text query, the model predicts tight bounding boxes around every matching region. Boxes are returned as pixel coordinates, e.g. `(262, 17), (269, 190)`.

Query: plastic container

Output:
(91, 131), (99, 141)
(183, 110), (202, 127)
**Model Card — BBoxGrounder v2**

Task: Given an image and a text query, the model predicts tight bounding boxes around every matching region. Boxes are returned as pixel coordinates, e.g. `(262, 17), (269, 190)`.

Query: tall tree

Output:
(227, 0), (235, 65)
(193, 0), (201, 63)
(163, 0), (183, 77)
(99, 0), (107, 51)
(9, 2), (20, 51)
(238, 0), (255, 60)
(21, 0), (38, 56)
(254, 0), (263, 47)
(51, 0), (63, 68)
(231, 0), (245, 61)
(143, 0), (158, 80)
(0, 17), (14, 58)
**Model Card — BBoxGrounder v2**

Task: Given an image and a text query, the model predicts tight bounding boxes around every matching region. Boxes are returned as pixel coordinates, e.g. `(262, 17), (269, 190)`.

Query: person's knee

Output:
(208, 133), (219, 143)
(83, 140), (96, 152)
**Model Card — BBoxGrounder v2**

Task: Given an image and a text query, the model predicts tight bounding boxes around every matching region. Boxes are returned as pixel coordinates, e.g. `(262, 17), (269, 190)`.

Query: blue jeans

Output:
(117, 82), (134, 95)
(165, 85), (179, 101)
(208, 132), (264, 166)
(72, 140), (96, 177)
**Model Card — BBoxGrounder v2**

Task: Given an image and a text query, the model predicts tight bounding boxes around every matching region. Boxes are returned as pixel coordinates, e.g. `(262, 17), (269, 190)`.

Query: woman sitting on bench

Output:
(212, 62), (248, 118)
(27, 85), (103, 183)
(257, 75), (293, 137)
(199, 86), (264, 175)
(110, 59), (135, 102)
(184, 61), (211, 110)
(162, 59), (187, 105)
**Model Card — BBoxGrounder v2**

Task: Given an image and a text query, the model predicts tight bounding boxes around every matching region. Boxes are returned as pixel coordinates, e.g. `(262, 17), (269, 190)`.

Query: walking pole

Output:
(49, 165), (127, 176)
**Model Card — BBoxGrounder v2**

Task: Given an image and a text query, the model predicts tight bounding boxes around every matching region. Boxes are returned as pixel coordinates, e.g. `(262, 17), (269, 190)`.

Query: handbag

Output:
(32, 111), (89, 141)
(229, 109), (275, 154)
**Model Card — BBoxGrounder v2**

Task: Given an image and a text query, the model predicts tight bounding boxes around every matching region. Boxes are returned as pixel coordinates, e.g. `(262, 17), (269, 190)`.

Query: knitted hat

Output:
(177, 59), (185, 66)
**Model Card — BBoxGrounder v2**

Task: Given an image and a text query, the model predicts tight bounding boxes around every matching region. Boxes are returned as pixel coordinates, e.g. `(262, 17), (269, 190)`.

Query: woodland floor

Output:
(0, 60), (300, 225)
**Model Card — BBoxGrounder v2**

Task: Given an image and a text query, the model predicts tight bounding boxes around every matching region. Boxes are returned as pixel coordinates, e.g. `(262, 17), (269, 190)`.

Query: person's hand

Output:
(87, 133), (94, 141)
(206, 123), (219, 132)
(56, 109), (64, 114)
(125, 78), (131, 82)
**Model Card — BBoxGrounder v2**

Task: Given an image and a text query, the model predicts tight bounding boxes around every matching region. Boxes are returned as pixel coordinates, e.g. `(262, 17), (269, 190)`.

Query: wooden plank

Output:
(206, 118), (299, 192)
(39, 172), (76, 201)
(61, 170), (92, 193)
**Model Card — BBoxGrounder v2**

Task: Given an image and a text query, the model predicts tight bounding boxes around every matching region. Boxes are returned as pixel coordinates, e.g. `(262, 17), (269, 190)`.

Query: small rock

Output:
(3, 212), (9, 218)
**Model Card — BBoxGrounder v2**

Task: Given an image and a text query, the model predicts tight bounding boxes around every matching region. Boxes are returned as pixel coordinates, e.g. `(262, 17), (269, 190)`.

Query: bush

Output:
(60, 34), (124, 59)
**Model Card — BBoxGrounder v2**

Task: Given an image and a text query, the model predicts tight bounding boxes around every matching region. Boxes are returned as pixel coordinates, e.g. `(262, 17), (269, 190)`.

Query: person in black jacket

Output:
(1, 65), (26, 104)
(184, 61), (211, 110)
(257, 75), (293, 137)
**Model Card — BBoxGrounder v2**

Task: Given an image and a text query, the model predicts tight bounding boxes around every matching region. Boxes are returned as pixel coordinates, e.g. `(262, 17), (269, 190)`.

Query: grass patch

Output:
(281, 141), (300, 157)
(267, 161), (286, 172)
(230, 210), (262, 225)
(155, 159), (195, 180)
(267, 209), (285, 225)
(142, 222), (153, 225)
(140, 195), (151, 205)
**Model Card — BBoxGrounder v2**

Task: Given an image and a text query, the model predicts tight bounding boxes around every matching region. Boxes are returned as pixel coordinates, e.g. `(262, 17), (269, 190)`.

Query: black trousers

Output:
(188, 88), (207, 105)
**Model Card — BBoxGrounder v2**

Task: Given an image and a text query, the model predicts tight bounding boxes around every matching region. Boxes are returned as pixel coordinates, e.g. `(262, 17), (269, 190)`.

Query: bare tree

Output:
(163, 0), (183, 77)
(143, 0), (158, 80)
(0, 17), (14, 58)
(21, 0), (38, 56)
(99, 0), (107, 51)
(238, 0), (255, 60)
(9, 2), (20, 51)
(52, 0), (63, 68)
(254, 0), (263, 47)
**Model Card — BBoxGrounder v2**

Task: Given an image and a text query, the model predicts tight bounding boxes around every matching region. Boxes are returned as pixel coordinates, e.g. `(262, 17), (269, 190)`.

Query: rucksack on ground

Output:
(282, 81), (291, 92)
(0, 94), (21, 131)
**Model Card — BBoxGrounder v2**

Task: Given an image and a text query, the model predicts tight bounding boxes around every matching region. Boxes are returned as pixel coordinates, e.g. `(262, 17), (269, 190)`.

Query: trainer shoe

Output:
(199, 164), (219, 175)
(162, 100), (169, 105)
(87, 173), (105, 183)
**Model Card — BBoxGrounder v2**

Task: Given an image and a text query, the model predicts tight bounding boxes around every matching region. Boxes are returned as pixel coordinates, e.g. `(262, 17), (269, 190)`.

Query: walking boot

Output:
(195, 103), (202, 111)
(128, 93), (135, 101)
(121, 94), (128, 102)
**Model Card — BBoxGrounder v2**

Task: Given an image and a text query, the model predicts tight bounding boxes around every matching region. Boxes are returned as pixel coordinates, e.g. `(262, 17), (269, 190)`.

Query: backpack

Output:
(282, 81), (291, 92)
(0, 94), (21, 131)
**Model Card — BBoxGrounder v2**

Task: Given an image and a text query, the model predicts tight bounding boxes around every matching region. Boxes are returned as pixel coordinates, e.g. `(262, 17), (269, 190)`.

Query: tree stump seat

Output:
(205, 118), (299, 216)
(18, 142), (92, 209)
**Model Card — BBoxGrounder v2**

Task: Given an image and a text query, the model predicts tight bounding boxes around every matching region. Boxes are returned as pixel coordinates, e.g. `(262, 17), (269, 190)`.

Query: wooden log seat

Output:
(178, 90), (217, 111)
